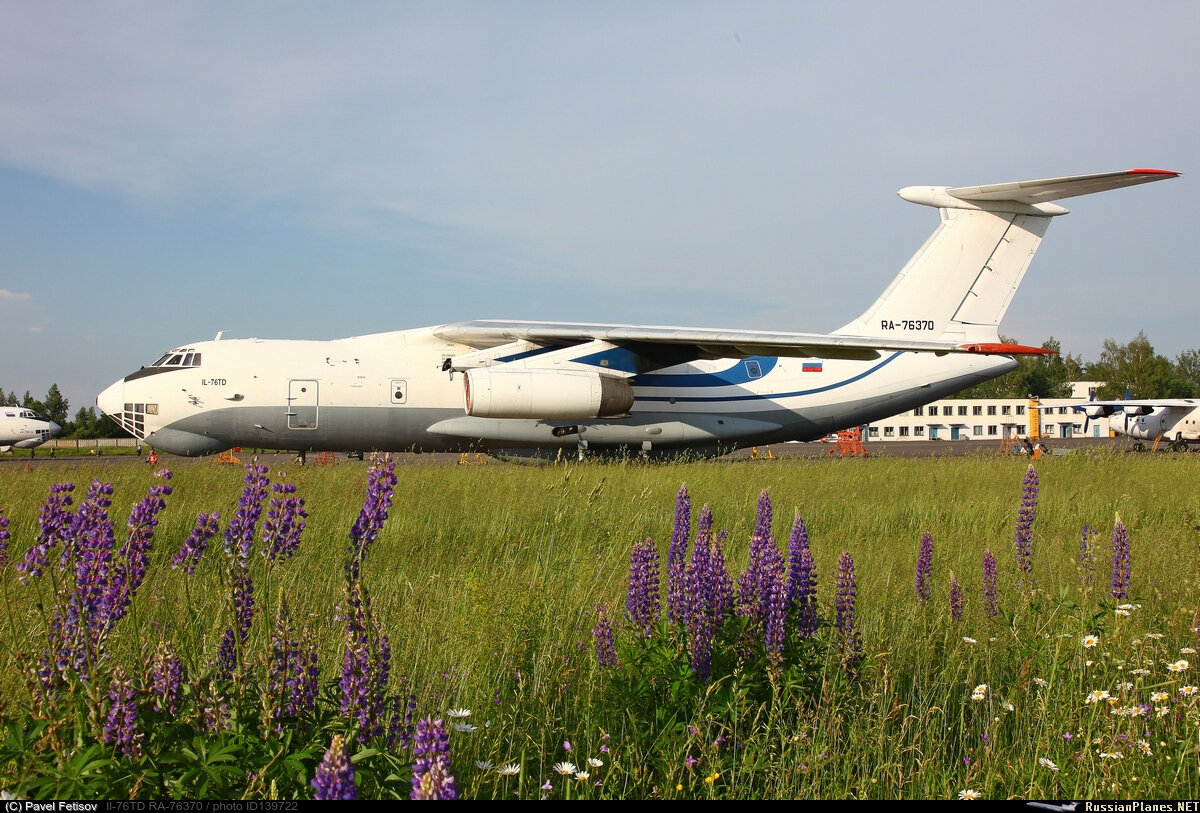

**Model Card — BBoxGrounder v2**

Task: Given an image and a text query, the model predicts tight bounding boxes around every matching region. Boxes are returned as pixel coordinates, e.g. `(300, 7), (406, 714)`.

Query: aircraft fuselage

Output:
(97, 326), (1014, 458)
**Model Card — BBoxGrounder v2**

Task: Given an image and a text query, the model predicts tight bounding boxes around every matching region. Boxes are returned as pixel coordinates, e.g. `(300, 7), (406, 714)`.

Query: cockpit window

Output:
(149, 349), (202, 368)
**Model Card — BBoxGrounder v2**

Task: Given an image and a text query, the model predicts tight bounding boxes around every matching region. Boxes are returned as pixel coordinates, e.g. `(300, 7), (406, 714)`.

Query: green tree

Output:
(1175, 348), (1200, 397)
(41, 383), (70, 426)
(1089, 331), (1183, 399)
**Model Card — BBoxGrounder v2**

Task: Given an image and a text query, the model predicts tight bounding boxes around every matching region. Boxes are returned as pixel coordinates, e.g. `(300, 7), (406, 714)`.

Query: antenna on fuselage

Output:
(214, 330), (224, 341)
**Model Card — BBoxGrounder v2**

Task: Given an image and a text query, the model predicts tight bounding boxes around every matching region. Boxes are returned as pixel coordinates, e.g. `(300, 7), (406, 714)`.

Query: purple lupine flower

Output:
(1111, 514), (1132, 601)
(102, 667), (142, 759)
(150, 638), (184, 715)
(737, 491), (778, 623)
(785, 512), (809, 606)
(262, 482), (307, 565)
(214, 627), (238, 681)
(1013, 464), (1038, 590)
(340, 581), (391, 742)
(836, 550), (862, 676)
(223, 464), (270, 562)
(312, 734), (357, 800)
(0, 511), (10, 567)
(626, 538), (661, 637)
(171, 512), (221, 574)
(17, 482), (75, 583)
(269, 603), (319, 729)
(389, 691), (418, 750)
(109, 478), (173, 623)
(949, 573), (964, 623)
(346, 456), (398, 581)
(795, 546), (819, 638)
(763, 565), (787, 671)
(666, 484), (691, 624)
(411, 717), (458, 800)
(982, 549), (998, 617)
(915, 531), (933, 602)
(682, 518), (719, 680)
(197, 678), (231, 733)
(58, 481), (117, 677)
(593, 603), (618, 667)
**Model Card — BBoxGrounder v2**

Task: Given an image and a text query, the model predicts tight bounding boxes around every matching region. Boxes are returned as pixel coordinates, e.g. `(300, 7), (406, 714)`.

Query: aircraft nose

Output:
(48, 421), (62, 437)
(97, 379), (123, 421)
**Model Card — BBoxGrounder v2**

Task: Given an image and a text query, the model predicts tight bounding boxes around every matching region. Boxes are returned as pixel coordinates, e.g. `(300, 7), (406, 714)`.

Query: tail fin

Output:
(834, 169), (1178, 344)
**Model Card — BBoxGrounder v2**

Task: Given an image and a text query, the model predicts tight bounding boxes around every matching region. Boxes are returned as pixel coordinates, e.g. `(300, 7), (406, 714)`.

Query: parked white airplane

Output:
(0, 407), (61, 453)
(1080, 398), (1200, 451)
(97, 169), (1178, 460)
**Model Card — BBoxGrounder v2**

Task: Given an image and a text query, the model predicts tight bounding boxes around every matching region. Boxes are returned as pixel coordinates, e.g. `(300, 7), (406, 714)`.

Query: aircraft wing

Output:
(945, 169), (1180, 205)
(434, 320), (1050, 366)
(1076, 399), (1199, 409)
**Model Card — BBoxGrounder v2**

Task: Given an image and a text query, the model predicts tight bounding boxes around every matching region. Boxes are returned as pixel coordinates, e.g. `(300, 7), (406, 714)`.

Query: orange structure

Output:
(826, 427), (869, 457)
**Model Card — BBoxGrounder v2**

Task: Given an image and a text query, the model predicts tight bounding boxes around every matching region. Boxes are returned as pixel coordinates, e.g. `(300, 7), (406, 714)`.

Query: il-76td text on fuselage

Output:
(97, 168), (1179, 460)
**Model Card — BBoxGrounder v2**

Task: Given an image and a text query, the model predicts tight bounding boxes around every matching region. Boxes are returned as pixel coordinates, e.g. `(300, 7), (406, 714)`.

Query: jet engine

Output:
(464, 368), (634, 419)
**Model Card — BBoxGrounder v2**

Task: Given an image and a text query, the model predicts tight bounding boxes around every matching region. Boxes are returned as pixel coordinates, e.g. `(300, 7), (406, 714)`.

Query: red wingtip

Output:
(1127, 168), (1181, 177)
(959, 343), (1058, 356)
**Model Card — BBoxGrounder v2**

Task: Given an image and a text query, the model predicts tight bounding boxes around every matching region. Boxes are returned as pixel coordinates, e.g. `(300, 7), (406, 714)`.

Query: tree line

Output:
(0, 384), (127, 439)
(953, 331), (1200, 400)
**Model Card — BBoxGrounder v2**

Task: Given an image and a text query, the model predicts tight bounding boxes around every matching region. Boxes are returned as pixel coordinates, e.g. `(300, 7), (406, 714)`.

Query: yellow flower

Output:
(1082, 634), (1100, 648)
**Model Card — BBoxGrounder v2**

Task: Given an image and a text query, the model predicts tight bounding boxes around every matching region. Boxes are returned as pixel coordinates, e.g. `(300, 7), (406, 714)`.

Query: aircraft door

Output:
(287, 380), (319, 429)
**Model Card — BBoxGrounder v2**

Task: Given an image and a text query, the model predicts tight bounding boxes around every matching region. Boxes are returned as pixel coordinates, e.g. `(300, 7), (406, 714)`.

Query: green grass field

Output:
(2, 451), (1199, 799)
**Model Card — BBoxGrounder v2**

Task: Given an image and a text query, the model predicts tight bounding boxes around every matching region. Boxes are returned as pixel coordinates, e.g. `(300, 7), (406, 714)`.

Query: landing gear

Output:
(295, 449), (307, 466)
(1132, 442), (1145, 452)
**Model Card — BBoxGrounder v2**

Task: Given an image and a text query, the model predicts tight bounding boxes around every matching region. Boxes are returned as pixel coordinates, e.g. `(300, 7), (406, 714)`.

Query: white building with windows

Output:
(864, 382), (1110, 442)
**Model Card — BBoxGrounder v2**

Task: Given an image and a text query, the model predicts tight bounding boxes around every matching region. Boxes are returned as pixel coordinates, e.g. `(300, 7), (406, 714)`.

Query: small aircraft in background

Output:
(0, 408), (61, 453)
(1079, 397), (1200, 451)
(97, 168), (1179, 461)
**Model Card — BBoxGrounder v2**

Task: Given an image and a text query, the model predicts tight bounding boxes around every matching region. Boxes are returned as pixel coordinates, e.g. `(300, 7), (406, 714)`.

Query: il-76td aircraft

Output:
(0, 408), (61, 454)
(98, 169), (1178, 460)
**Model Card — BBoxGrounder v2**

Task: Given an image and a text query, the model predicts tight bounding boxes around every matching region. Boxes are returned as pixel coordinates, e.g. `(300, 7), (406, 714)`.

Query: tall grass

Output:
(1, 451), (1199, 799)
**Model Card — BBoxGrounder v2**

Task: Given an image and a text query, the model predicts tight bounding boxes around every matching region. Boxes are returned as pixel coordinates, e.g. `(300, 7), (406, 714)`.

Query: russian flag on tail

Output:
(802, 361), (823, 373)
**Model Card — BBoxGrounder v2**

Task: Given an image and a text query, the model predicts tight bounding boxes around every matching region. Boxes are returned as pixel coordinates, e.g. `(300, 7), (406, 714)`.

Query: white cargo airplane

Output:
(1079, 398), (1200, 451)
(0, 407), (61, 453)
(97, 169), (1178, 460)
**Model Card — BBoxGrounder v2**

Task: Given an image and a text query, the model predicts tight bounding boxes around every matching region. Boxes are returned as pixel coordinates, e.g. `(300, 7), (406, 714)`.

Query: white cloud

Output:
(0, 289), (32, 301)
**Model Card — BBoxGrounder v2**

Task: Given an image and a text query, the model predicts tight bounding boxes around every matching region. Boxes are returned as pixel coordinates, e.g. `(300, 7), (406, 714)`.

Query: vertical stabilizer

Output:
(834, 169), (1178, 343)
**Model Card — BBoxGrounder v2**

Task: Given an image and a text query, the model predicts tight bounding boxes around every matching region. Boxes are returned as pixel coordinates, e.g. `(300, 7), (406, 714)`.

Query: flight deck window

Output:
(167, 355), (183, 366)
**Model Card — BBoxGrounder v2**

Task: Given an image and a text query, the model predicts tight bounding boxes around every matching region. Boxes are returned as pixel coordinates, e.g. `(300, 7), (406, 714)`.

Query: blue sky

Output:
(2, 1), (1197, 414)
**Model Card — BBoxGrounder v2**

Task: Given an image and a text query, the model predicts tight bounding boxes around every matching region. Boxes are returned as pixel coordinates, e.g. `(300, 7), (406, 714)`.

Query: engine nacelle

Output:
(464, 368), (634, 419)
(1082, 404), (1116, 419)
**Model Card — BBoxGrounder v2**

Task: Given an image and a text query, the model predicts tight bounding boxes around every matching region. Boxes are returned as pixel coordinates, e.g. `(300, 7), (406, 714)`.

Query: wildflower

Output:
(704, 772), (719, 785)
(0, 511), (8, 568)
(1111, 513), (1132, 601)
(1169, 660), (1189, 673)
(563, 740), (572, 752)
(981, 549), (999, 617)
(588, 758), (604, 768)
(542, 780), (552, 792)
(554, 762), (577, 776)
(1082, 634), (1100, 648)
(958, 789), (981, 800)
(451, 722), (477, 734)
(1013, 465), (1038, 590)
(1116, 608), (1131, 617)
(312, 734), (356, 800)
(1098, 752), (1124, 760)
(1180, 686), (1199, 696)
(1152, 692), (1170, 703)
(475, 761), (494, 771)
(666, 485), (691, 624)
(411, 717), (457, 800)
(949, 572), (964, 622)
(593, 602), (618, 667)
(915, 530), (933, 602)
(1033, 677), (1048, 688)
(102, 667), (141, 759)
(627, 538), (661, 637)
(1039, 757), (1059, 772)
(446, 708), (472, 719)
(836, 550), (863, 676)
(575, 771), (590, 781)
(498, 764), (521, 776)
(1130, 669), (1151, 676)
(1138, 740), (1152, 756)
(171, 511), (221, 573)
(1003, 702), (1015, 712)
(1146, 632), (1164, 640)
(1085, 690), (1111, 704)
(1183, 648), (1197, 655)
